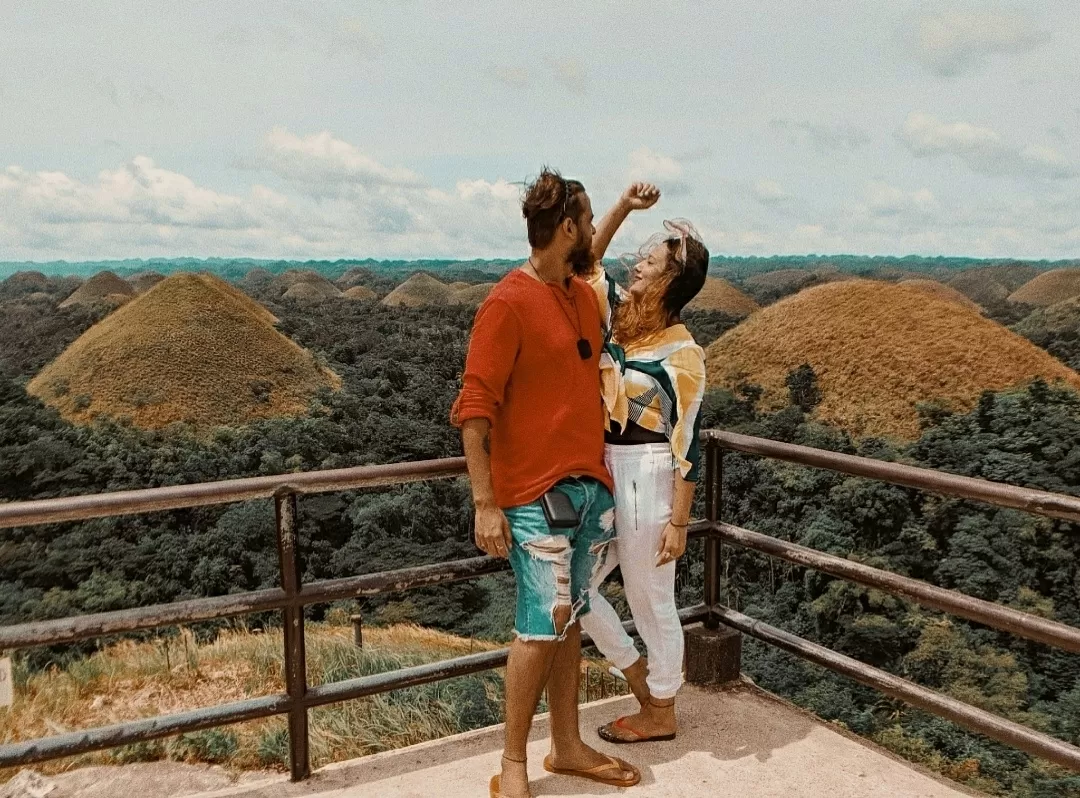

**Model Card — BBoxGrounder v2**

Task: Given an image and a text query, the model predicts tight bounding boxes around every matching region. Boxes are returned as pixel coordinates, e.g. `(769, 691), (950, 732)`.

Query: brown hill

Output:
(58, 271), (136, 309)
(240, 268), (274, 291)
(451, 283), (496, 307)
(1008, 269), (1080, 307)
(3, 271), (50, 292)
(343, 285), (378, 301)
(382, 273), (455, 307)
(898, 279), (983, 313)
(28, 273), (339, 430)
(706, 281), (1080, 439)
(1014, 295), (1080, 340)
(336, 267), (375, 289)
(949, 265), (1041, 306)
(687, 278), (760, 316)
(128, 271), (165, 293)
(745, 269), (816, 293)
(271, 270), (342, 301)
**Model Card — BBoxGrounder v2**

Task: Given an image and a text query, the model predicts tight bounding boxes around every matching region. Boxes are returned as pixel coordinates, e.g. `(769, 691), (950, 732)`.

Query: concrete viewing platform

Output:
(184, 682), (980, 798)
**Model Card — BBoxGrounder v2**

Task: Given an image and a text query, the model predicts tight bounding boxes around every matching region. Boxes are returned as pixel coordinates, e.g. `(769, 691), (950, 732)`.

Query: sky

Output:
(1, 1), (1078, 262)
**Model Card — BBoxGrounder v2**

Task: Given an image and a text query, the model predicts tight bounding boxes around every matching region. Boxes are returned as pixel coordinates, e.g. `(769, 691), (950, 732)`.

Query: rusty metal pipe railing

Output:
(709, 430), (1080, 523)
(713, 604), (1080, 772)
(0, 525), (711, 653)
(716, 522), (1080, 654)
(0, 457), (467, 530)
(0, 605), (709, 770)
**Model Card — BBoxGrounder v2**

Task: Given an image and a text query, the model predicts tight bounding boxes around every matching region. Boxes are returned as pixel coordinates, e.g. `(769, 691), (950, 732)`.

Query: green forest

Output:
(1, 262), (1079, 796)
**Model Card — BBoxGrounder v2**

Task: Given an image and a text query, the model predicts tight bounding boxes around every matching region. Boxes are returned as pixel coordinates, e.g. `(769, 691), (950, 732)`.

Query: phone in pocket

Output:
(540, 489), (580, 529)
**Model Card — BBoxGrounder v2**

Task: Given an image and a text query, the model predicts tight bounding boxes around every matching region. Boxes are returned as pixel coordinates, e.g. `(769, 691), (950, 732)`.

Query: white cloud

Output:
(909, 9), (1047, 77)
(260, 129), (426, 191)
(753, 179), (790, 204)
(770, 119), (871, 154)
(626, 147), (690, 196)
(862, 180), (938, 217)
(548, 58), (588, 95)
(0, 134), (528, 260)
(900, 112), (1076, 180)
(489, 65), (529, 89)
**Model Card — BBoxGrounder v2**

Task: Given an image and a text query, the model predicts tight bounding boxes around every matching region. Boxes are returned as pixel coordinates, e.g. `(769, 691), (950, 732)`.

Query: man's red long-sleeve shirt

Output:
(452, 268), (612, 509)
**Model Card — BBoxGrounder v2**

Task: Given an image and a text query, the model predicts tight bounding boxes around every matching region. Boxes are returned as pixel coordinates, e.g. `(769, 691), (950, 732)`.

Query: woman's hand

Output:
(656, 522), (687, 567)
(621, 182), (660, 211)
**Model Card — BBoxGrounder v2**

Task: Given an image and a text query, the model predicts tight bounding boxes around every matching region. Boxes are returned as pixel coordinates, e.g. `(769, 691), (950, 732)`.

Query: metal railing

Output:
(0, 431), (1078, 780)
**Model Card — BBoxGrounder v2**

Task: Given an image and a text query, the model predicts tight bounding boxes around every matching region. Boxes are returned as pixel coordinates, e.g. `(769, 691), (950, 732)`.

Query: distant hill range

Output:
(4, 255), (1078, 283)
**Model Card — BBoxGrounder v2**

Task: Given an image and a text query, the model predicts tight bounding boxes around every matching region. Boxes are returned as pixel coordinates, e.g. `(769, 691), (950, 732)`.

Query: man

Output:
(453, 169), (641, 797)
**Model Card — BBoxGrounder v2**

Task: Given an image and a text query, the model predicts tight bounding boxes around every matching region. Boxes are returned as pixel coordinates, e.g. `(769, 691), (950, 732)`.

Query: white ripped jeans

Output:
(580, 442), (684, 700)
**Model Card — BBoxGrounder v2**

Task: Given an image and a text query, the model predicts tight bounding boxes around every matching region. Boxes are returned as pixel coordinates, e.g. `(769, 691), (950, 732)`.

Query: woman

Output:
(580, 186), (709, 744)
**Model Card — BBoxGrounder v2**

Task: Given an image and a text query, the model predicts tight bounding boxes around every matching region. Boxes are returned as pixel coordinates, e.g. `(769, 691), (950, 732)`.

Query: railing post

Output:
(275, 487), (310, 782)
(703, 437), (722, 629)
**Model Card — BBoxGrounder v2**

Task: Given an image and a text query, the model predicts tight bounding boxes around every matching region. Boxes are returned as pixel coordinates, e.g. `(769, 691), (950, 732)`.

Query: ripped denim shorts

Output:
(504, 477), (616, 642)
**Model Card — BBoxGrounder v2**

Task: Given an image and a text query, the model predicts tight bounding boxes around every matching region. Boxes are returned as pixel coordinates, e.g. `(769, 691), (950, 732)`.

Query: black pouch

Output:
(540, 489), (580, 529)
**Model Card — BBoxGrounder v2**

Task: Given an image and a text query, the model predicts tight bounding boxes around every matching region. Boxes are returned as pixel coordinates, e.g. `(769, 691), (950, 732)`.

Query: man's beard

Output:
(568, 232), (593, 276)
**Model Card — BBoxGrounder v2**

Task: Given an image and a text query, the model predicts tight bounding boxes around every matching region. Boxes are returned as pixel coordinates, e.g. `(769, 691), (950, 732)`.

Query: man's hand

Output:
(621, 182), (661, 211)
(475, 502), (512, 559)
(656, 522), (687, 567)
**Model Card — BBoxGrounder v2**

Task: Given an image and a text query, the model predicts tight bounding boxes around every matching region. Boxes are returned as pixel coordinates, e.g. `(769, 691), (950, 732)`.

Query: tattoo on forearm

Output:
(482, 433), (491, 454)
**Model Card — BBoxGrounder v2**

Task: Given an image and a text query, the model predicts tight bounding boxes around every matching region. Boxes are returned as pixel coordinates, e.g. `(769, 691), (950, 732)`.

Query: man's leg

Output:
(500, 637), (558, 797)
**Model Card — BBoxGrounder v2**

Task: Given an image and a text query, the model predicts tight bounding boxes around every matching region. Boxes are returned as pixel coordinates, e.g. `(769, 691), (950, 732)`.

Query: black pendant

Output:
(577, 338), (593, 360)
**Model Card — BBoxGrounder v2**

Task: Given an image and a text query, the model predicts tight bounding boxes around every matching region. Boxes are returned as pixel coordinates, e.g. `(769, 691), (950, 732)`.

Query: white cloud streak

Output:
(908, 8), (1048, 77)
(900, 112), (1077, 180)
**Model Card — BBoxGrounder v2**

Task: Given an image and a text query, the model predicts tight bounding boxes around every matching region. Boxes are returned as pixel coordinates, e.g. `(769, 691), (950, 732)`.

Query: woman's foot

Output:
(598, 697), (677, 742)
(496, 753), (531, 797)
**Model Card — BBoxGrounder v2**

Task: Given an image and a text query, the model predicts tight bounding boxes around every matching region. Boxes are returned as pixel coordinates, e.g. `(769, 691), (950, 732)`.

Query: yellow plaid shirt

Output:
(588, 268), (707, 481)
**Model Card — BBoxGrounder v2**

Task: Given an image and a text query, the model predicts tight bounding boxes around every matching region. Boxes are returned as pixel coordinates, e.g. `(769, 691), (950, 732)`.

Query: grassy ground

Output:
(0, 620), (509, 780)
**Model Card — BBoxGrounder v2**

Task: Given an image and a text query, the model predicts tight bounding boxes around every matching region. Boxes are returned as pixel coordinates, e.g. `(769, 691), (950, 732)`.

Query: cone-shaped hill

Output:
(382, 273), (454, 307)
(343, 285), (378, 301)
(898, 279), (983, 313)
(706, 281), (1080, 440)
(1008, 269), (1080, 307)
(59, 271), (136, 309)
(269, 270), (342, 301)
(129, 271), (165, 293)
(381, 273), (495, 308)
(29, 273), (339, 430)
(949, 264), (1041, 306)
(687, 278), (760, 316)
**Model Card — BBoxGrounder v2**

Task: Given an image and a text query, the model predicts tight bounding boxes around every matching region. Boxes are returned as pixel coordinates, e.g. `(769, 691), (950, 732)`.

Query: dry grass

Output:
(58, 272), (135, 309)
(28, 272), (339, 430)
(335, 268), (371, 288)
(706, 281), (1080, 439)
(1014, 295), (1080, 338)
(382, 273), (455, 307)
(282, 281), (342, 302)
(343, 285), (378, 301)
(382, 274), (494, 308)
(0, 623), (505, 779)
(744, 268), (817, 293)
(3, 271), (51, 291)
(452, 283), (496, 307)
(268, 270), (341, 299)
(1008, 268), (1080, 306)
(897, 279), (983, 313)
(128, 272), (165, 294)
(948, 264), (1041, 306)
(687, 278), (760, 316)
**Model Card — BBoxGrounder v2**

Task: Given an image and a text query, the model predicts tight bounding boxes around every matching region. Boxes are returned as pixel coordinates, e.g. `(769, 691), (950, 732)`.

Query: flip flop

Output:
(597, 715), (677, 744)
(543, 753), (641, 787)
(489, 773), (532, 798)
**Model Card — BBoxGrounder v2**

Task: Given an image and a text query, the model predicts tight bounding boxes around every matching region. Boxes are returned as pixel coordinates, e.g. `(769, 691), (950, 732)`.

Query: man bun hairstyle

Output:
(522, 167), (587, 249)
